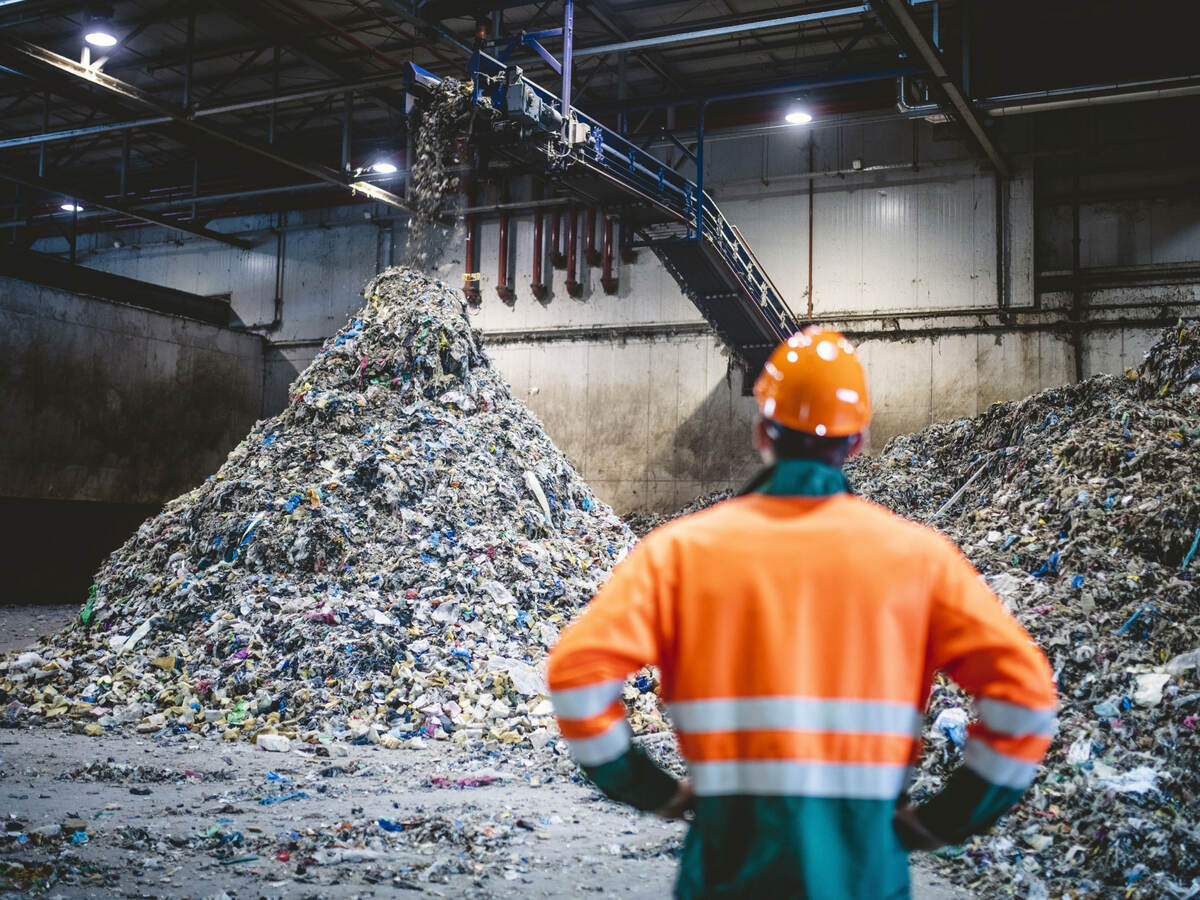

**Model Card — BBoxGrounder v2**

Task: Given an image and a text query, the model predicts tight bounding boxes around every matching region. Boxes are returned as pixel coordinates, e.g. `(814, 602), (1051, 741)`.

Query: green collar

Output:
(745, 459), (848, 497)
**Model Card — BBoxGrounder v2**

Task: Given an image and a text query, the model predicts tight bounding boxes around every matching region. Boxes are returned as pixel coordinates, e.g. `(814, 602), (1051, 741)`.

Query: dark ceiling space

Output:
(1, 0), (1198, 247)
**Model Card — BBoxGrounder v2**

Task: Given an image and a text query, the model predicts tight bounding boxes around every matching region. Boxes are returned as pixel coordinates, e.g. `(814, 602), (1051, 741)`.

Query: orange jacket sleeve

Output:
(916, 534), (1058, 841)
(545, 537), (679, 810)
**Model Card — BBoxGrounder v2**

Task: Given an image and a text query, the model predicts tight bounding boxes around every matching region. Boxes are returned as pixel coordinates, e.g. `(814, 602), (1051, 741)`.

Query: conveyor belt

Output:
(408, 60), (801, 373)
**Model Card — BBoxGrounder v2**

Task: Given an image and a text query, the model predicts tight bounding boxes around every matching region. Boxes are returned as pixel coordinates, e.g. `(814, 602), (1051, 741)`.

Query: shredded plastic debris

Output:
(845, 321), (1200, 898)
(0, 268), (635, 753)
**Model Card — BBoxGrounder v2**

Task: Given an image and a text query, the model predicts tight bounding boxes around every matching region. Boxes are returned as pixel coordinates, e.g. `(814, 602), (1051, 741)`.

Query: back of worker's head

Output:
(751, 326), (871, 469)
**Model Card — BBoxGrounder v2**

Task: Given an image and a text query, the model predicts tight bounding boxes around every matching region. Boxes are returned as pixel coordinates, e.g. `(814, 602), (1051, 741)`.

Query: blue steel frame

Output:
(456, 51), (800, 341)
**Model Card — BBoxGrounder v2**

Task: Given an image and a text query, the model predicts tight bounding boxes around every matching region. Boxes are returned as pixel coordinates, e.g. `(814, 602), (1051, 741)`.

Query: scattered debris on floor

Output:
(846, 321), (1200, 899)
(0, 731), (689, 898)
(0, 268), (636, 754)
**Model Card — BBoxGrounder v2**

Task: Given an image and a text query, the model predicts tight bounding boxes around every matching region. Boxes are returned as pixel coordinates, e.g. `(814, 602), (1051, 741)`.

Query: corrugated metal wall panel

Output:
(860, 181), (919, 312)
(812, 184), (863, 313)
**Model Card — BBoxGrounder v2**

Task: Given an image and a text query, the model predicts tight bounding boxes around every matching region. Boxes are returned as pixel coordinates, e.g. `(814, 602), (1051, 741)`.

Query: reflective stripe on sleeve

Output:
(550, 680), (625, 722)
(689, 760), (909, 799)
(975, 698), (1058, 738)
(667, 696), (921, 737)
(963, 737), (1040, 790)
(566, 718), (632, 767)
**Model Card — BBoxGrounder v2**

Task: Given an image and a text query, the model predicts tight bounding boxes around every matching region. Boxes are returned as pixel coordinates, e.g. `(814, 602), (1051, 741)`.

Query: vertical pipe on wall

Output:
(807, 136), (814, 319)
(960, 0), (971, 97)
(463, 181), (480, 303)
(273, 210), (287, 324)
(183, 3), (196, 111)
(584, 207), (599, 266)
(565, 206), (582, 297)
(561, 0), (574, 144)
(341, 90), (353, 173)
(497, 213), (514, 301)
(601, 214), (618, 294)
(531, 206), (547, 301)
(550, 207), (565, 268)
(695, 102), (706, 242)
(1071, 153), (1084, 381)
(995, 172), (1010, 309)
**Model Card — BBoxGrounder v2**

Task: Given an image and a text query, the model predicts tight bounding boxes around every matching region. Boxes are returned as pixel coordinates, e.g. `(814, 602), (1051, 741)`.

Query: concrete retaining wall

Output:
(0, 277), (264, 504)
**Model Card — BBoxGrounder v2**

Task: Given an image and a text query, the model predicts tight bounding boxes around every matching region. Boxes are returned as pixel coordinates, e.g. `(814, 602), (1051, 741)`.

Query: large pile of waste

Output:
(847, 322), (1200, 899)
(0, 268), (634, 752)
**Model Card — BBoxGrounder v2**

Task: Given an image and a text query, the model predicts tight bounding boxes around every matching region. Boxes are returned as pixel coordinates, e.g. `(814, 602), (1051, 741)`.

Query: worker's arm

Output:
(546, 537), (680, 813)
(907, 537), (1058, 846)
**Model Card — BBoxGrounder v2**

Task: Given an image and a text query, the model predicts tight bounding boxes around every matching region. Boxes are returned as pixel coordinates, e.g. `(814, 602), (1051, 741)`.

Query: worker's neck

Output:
(755, 458), (848, 497)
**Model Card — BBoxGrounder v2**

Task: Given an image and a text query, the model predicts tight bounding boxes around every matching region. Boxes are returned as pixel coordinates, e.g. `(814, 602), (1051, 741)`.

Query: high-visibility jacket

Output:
(547, 459), (1057, 900)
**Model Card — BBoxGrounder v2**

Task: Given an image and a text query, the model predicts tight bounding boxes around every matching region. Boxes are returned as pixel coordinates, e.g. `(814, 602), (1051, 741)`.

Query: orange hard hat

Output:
(752, 327), (871, 437)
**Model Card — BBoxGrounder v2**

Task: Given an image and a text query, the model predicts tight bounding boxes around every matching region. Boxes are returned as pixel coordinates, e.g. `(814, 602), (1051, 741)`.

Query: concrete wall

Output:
(489, 335), (759, 513)
(0, 276), (265, 604)
(30, 107), (1200, 512)
(0, 277), (264, 504)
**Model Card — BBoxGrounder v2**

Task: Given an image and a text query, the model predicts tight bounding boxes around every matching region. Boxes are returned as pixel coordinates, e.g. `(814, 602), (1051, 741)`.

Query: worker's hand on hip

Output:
(893, 804), (945, 851)
(656, 779), (695, 821)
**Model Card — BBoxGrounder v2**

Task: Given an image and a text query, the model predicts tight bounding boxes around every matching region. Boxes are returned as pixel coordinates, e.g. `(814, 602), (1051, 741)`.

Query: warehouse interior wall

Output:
(24, 101), (1200, 514)
(0, 277), (264, 603)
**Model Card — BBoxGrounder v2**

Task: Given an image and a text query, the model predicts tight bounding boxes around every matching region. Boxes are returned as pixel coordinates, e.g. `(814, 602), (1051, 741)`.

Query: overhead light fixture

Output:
(84, 3), (118, 48)
(785, 107), (813, 125)
(61, 202), (83, 212)
(370, 161), (398, 175)
(85, 29), (118, 47)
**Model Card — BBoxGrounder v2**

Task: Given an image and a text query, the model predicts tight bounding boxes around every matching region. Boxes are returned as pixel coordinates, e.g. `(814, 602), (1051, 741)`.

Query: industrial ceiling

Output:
(1, 0), (1198, 248)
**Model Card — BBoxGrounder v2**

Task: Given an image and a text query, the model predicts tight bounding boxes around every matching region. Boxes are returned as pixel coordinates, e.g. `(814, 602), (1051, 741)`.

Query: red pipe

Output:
(584, 207), (600, 266)
(565, 206), (582, 297)
(601, 215), (618, 295)
(531, 210), (547, 301)
(463, 214), (480, 303)
(496, 213), (514, 301)
(463, 179), (480, 304)
(550, 207), (565, 269)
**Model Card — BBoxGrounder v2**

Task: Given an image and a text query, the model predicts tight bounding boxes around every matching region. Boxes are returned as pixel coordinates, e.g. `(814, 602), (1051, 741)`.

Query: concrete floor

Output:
(0, 605), (970, 899)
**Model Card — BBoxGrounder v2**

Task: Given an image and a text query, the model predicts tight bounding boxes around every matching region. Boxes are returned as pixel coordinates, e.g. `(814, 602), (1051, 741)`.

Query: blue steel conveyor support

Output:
(405, 57), (801, 374)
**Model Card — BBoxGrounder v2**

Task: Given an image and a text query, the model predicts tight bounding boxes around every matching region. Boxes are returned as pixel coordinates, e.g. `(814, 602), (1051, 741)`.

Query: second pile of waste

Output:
(845, 323), (1199, 899)
(0, 268), (636, 752)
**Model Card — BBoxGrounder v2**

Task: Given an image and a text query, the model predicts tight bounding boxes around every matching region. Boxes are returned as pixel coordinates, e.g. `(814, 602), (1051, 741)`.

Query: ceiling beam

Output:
(0, 35), (412, 212)
(868, 0), (1009, 177)
(573, 5), (874, 57)
(0, 71), (412, 150)
(210, 0), (409, 120)
(0, 167), (255, 249)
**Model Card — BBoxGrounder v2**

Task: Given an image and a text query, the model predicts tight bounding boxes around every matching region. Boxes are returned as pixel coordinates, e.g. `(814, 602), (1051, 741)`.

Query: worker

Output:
(546, 327), (1057, 899)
